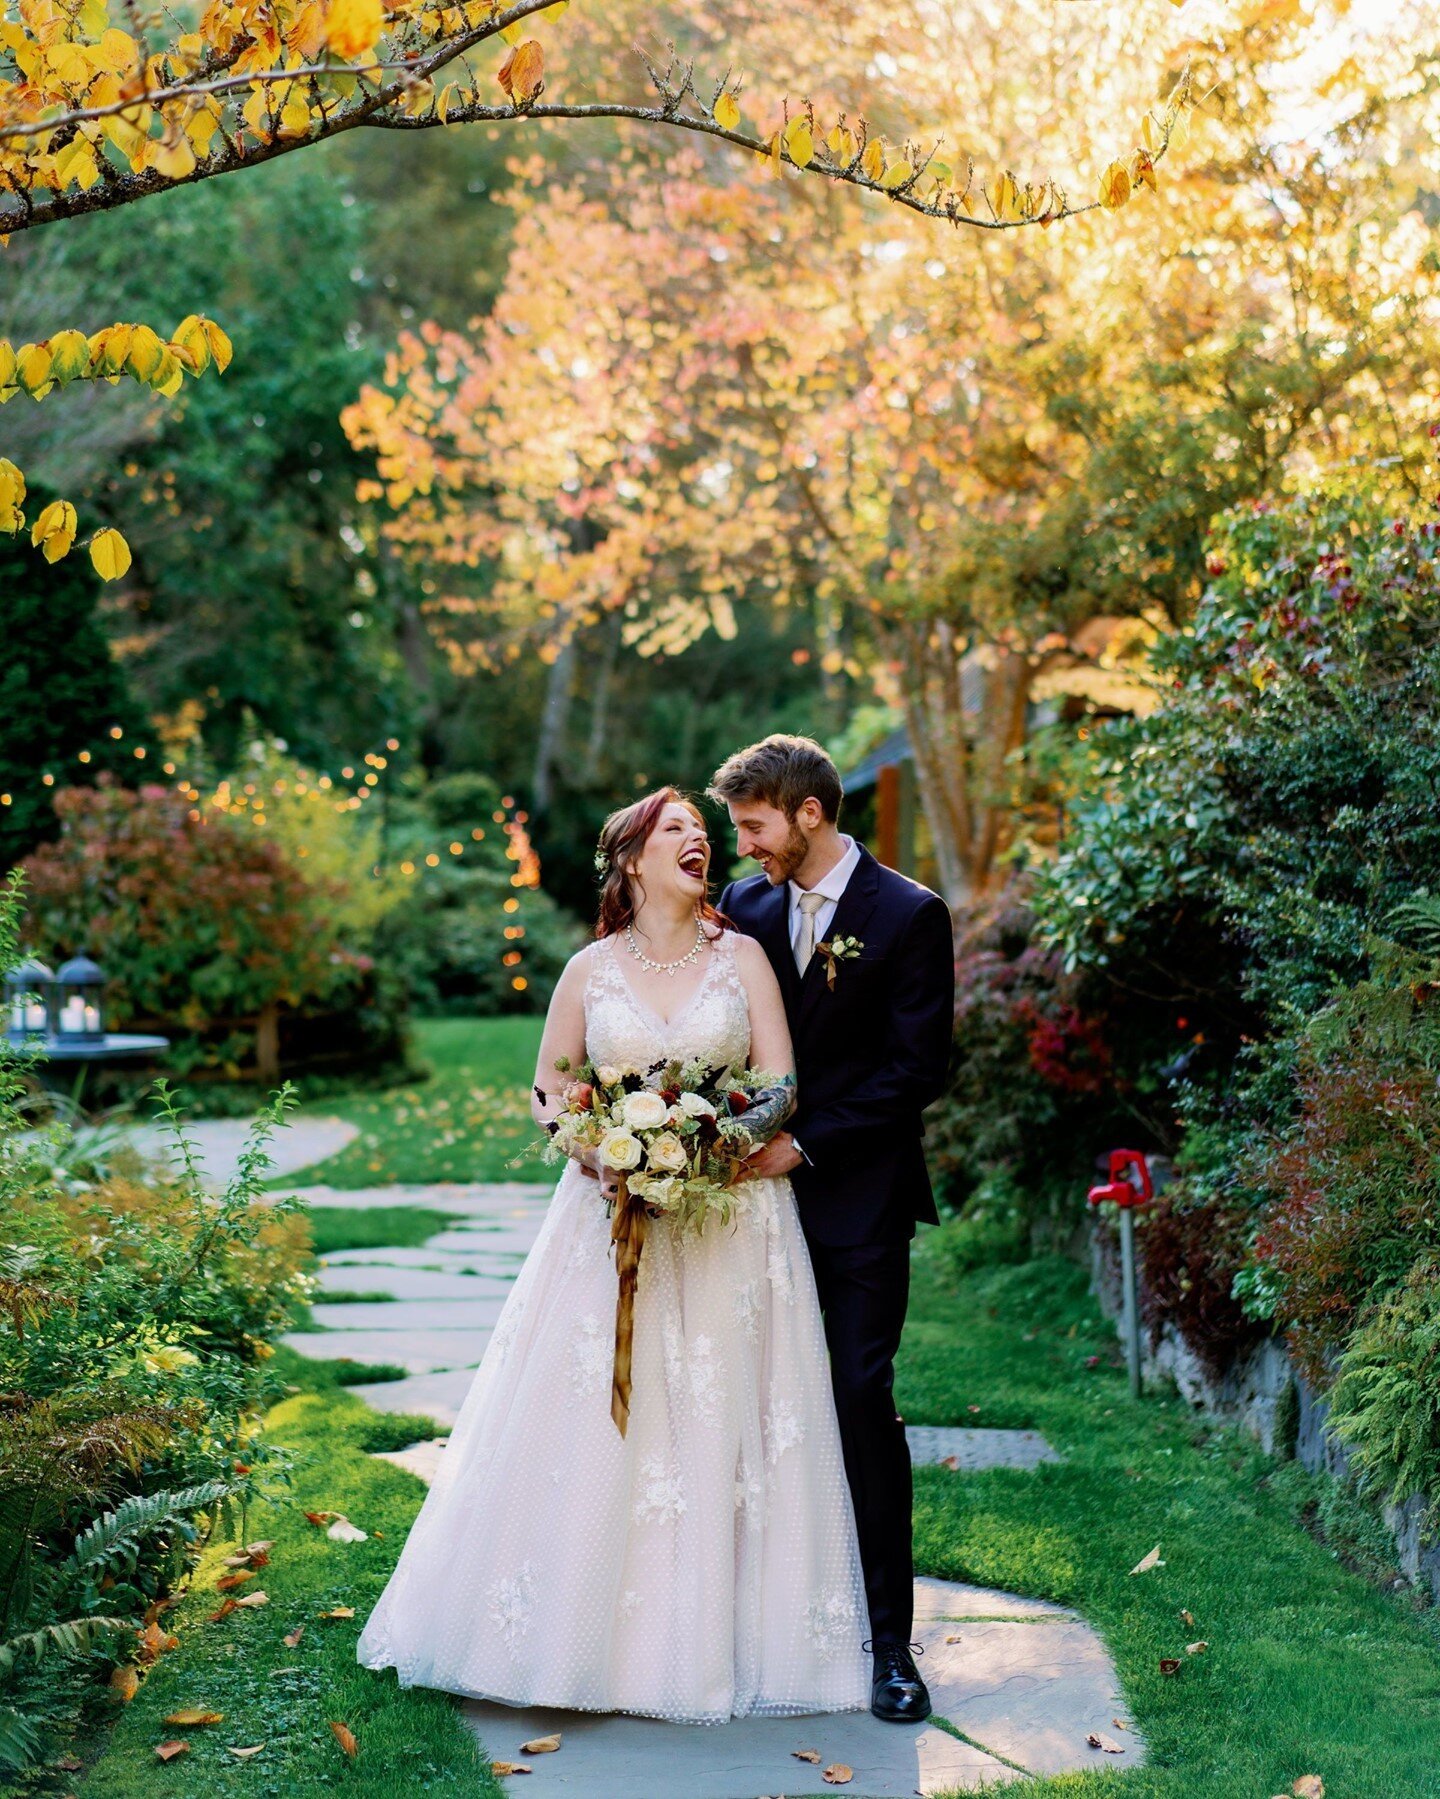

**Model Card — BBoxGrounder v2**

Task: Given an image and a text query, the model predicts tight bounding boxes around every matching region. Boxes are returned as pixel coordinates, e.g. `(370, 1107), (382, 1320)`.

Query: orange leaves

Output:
(330, 1720), (359, 1758)
(324, 0), (385, 62)
(497, 40), (543, 106)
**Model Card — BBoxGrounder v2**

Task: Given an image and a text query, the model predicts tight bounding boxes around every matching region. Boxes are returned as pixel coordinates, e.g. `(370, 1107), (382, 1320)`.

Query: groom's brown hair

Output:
(707, 734), (843, 823)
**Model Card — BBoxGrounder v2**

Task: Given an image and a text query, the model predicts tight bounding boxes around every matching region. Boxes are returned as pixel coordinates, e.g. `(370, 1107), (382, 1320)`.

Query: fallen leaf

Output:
(1180, 1609), (1195, 1628)
(245, 1541), (274, 1556)
(1112, 1717), (1131, 1731)
(1130, 1546), (1164, 1575)
(520, 1734), (560, 1753)
(944, 1634), (962, 1644)
(491, 1763), (532, 1777)
(319, 1607), (355, 1620)
(1293, 1781), (1325, 1799)
(330, 1721), (358, 1758)
(1086, 1731), (1125, 1754)
(1159, 1658), (1182, 1676)
(55, 1754), (83, 1771)
(215, 1570), (255, 1591)
(207, 1600), (238, 1624)
(221, 1554), (252, 1568)
(164, 1710), (223, 1727)
(794, 1748), (822, 1763)
(142, 1596), (179, 1625)
(109, 1666), (139, 1704)
(228, 1745), (265, 1759)
(234, 1591), (269, 1609)
(153, 1741), (189, 1762)
(136, 1622), (178, 1663)
(283, 1625), (305, 1648)
(304, 1511), (337, 1527)
(326, 1517), (368, 1543)
(823, 1766), (854, 1786)
(1185, 1640), (1208, 1655)
(939, 1454), (960, 1470)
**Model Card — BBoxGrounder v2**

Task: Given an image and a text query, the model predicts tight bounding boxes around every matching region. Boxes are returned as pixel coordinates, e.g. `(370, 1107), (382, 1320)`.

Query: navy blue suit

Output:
(719, 844), (955, 1641)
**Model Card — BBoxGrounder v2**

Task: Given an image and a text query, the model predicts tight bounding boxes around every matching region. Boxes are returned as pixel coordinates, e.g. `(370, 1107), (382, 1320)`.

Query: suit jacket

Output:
(719, 845), (956, 1248)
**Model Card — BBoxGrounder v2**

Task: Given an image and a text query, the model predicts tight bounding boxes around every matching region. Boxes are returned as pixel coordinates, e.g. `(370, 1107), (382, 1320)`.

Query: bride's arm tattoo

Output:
(732, 1073), (796, 1148)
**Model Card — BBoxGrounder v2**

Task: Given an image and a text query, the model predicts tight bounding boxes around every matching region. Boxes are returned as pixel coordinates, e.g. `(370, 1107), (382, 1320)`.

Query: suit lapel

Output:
(795, 846), (882, 1032)
(753, 878), (800, 1008)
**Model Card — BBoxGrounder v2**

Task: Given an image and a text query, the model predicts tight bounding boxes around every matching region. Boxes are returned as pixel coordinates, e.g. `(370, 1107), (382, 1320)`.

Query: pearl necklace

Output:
(625, 920), (708, 976)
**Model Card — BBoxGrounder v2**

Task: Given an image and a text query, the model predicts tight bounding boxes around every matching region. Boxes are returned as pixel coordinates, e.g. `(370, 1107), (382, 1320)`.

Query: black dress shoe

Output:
(866, 1638), (932, 1723)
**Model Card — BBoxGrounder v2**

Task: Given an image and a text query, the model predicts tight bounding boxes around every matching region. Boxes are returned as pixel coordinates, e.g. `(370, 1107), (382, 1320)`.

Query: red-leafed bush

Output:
(16, 775), (399, 1079)
(1137, 1189), (1268, 1379)
(1253, 1057), (1440, 1386)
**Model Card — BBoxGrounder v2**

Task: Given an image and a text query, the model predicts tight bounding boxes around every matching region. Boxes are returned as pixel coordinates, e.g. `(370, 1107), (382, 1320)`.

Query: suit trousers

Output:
(806, 1237), (913, 1644)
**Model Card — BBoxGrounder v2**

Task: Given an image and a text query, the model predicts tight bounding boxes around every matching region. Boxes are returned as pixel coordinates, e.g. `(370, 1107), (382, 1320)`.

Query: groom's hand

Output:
(744, 1131), (803, 1179)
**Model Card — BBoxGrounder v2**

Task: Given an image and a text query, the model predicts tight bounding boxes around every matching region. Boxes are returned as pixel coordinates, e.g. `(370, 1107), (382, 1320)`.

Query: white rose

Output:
(595, 1065), (623, 1088)
(642, 1175), (680, 1212)
(646, 1131), (689, 1173)
(599, 1129), (643, 1171)
(623, 1090), (670, 1131)
(678, 1092), (717, 1119)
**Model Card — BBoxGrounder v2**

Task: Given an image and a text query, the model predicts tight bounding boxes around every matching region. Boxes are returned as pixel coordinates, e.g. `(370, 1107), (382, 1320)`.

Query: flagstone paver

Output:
(28, 1113), (360, 1187)
(141, 1129), (1137, 1794)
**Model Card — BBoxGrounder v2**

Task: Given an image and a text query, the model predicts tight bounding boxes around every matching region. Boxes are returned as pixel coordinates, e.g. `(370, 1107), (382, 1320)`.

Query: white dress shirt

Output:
(787, 833), (861, 969)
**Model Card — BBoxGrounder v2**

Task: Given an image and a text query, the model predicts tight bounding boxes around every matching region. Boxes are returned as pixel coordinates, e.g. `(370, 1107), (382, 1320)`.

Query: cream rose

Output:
(678, 1091), (717, 1119)
(598, 1128), (643, 1171)
(623, 1089), (670, 1131)
(646, 1130), (689, 1173)
(641, 1174), (681, 1212)
(594, 1065), (623, 1088)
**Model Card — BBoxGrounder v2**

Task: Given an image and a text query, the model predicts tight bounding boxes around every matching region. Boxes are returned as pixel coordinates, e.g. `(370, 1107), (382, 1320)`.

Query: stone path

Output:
(112, 1124), (1138, 1793)
(34, 1113), (360, 1188)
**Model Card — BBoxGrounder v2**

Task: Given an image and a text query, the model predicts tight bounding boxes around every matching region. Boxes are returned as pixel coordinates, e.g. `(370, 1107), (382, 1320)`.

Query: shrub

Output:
(0, 870), (313, 1772)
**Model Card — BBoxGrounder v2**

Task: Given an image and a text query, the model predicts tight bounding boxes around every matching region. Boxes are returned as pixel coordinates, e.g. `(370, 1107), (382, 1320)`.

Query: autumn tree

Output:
(342, 0), (1440, 906)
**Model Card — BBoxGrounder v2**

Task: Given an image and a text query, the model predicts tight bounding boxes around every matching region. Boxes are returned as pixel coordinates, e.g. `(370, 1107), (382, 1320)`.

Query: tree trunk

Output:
(531, 635), (577, 816)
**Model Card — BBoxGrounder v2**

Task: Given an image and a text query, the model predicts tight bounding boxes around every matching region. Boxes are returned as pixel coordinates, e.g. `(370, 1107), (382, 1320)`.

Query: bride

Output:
(356, 787), (870, 1723)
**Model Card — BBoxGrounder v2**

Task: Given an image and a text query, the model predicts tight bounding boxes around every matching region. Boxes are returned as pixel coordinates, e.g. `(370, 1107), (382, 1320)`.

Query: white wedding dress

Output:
(356, 929), (871, 1723)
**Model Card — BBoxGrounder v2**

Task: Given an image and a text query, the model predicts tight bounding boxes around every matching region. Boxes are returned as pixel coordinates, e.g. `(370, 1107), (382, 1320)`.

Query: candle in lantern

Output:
(24, 1001), (45, 1030)
(83, 1003), (99, 1031)
(61, 997), (85, 1031)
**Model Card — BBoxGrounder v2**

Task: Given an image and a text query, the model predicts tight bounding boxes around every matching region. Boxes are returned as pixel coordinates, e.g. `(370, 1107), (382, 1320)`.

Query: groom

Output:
(710, 734), (955, 1724)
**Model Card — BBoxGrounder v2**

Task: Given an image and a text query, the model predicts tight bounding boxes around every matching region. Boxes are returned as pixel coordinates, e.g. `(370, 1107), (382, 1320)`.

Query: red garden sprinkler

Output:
(1088, 1149), (1154, 1398)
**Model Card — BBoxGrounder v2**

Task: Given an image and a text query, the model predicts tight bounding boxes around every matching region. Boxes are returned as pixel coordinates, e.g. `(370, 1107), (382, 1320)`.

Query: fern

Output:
(0, 1614), (132, 1680)
(67, 1480), (237, 1579)
(1387, 892), (1440, 958)
(0, 1701), (41, 1772)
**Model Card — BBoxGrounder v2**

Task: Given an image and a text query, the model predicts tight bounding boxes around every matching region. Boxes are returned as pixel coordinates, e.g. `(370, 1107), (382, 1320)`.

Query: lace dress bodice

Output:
(582, 929), (751, 1073)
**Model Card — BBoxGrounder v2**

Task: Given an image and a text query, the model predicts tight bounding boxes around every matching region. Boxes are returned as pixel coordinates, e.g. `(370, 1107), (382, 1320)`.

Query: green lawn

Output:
(268, 1016), (547, 1189)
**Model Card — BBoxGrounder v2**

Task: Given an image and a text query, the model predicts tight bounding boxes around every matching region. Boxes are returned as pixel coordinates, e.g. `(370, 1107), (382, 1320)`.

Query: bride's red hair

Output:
(594, 787), (729, 940)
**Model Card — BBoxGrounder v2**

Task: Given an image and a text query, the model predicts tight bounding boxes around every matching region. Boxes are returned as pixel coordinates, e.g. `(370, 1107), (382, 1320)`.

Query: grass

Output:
(899, 1248), (1440, 1796)
(268, 1017), (547, 1189)
(307, 1206), (461, 1257)
(77, 1350), (497, 1799)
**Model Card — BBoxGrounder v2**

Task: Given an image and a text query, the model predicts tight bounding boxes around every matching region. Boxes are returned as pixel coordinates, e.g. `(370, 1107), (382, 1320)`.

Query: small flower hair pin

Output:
(593, 842), (610, 877)
(815, 935), (864, 990)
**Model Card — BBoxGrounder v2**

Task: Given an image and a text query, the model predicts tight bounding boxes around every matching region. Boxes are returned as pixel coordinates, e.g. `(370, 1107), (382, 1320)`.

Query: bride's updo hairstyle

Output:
(594, 786), (728, 940)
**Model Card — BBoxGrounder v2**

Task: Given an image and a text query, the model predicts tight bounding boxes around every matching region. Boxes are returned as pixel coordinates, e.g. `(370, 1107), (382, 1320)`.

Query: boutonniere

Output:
(815, 936), (864, 990)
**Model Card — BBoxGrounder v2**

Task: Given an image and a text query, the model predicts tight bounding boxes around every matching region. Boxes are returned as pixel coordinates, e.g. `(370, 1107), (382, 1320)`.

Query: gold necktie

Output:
(795, 891), (828, 975)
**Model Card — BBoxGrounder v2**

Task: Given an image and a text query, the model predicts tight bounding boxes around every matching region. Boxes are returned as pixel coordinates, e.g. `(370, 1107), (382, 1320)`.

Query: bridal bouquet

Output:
(538, 1057), (788, 1436)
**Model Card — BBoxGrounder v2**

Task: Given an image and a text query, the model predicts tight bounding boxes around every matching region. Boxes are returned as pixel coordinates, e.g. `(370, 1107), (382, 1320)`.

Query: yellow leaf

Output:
(505, 39), (544, 104)
(400, 76), (434, 120)
(16, 343), (53, 396)
(202, 318), (233, 374)
(519, 1734), (561, 1753)
(90, 325), (133, 376)
(436, 81), (463, 122)
(881, 157), (912, 189)
(713, 91), (739, 131)
(1099, 159), (1132, 210)
(764, 129), (782, 175)
(109, 1664), (140, 1704)
(93, 27), (139, 73)
(860, 138), (886, 181)
(147, 128), (197, 179)
(32, 499), (77, 562)
(1130, 149), (1157, 194)
(827, 123), (855, 161)
(0, 343), (14, 390)
(783, 118), (813, 167)
(325, 0), (384, 62)
(278, 88), (312, 138)
(47, 329), (90, 382)
(124, 325), (166, 383)
(0, 457), (25, 513)
(171, 315), (211, 375)
(163, 1710), (223, 1728)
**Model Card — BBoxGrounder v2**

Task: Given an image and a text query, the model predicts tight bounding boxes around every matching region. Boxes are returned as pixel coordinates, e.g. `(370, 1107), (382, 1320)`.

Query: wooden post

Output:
(255, 1001), (280, 1085)
(876, 762), (901, 870)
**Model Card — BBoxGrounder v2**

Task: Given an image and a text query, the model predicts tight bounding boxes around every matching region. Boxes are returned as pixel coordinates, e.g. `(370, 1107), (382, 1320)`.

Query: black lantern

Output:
(54, 952), (105, 1043)
(4, 958), (54, 1043)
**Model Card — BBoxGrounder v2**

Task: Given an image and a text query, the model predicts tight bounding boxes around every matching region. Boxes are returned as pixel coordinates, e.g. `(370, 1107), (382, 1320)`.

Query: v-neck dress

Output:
(356, 929), (870, 1723)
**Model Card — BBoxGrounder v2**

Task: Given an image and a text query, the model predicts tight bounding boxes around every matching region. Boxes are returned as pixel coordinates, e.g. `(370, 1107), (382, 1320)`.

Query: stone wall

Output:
(1088, 1218), (1440, 1601)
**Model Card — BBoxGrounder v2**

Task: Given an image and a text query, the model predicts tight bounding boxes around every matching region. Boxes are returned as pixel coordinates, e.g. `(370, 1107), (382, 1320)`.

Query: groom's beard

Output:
(760, 820), (810, 886)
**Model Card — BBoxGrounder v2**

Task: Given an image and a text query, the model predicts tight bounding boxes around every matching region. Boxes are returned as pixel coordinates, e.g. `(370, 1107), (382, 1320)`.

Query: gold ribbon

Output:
(608, 1175), (649, 1438)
